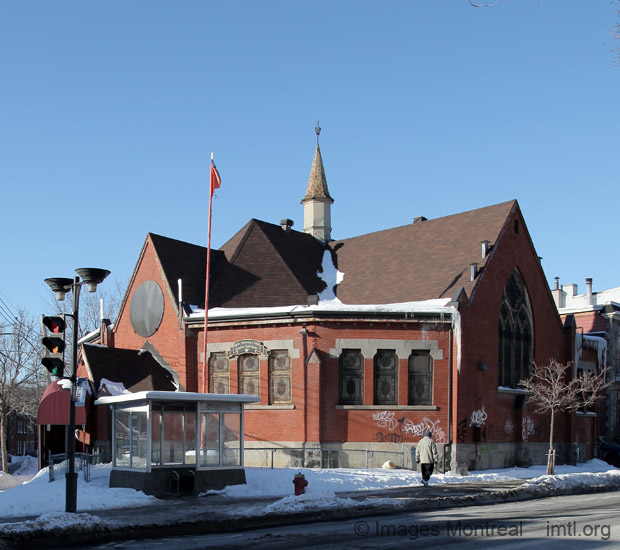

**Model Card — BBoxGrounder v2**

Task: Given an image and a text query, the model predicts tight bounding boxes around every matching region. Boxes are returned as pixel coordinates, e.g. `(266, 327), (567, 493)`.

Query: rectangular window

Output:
(209, 352), (230, 394)
(339, 349), (364, 405)
(239, 354), (260, 398)
(269, 350), (291, 404)
(409, 352), (432, 406)
(374, 350), (398, 405)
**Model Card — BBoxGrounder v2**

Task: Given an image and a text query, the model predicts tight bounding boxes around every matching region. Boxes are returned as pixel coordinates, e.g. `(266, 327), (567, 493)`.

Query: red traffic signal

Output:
(41, 314), (67, 377)
(42, 315), (66, 334)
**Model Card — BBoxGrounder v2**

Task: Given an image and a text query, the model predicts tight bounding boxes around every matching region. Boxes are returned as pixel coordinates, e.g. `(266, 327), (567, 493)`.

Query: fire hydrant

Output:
(293, 473), (308, 496)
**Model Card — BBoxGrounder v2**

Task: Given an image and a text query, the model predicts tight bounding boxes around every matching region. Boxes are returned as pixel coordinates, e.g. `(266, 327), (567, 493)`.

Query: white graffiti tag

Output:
(469, 405), (488, 428)
(522, 417), (535, 442)
(402, 418), (447, 443)
(504, 419), (514, 434)
(372, 411), (399, 431)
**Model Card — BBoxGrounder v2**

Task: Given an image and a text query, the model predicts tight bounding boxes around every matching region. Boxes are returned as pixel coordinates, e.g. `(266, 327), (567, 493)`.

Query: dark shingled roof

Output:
(329, 200), (517, 304)
(82, 343), (177, 393)
(149, 233), (225, 307)
(145, 201), (518, 310)
(211, 219), (328, 308)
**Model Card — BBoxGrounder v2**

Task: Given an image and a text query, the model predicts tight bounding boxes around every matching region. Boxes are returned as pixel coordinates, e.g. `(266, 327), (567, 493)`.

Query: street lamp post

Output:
(44, 268), (110, 513)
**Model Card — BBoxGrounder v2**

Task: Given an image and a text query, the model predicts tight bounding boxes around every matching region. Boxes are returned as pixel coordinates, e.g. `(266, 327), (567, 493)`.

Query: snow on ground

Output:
(0, 456), (618, 533)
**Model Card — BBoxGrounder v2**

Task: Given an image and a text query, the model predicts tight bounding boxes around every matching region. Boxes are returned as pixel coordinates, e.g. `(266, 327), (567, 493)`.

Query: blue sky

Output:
(1, 0), (619, 318)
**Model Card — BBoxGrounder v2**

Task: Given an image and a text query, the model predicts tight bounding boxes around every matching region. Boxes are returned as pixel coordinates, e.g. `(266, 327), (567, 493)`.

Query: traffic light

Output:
(41, 314), (67, 377)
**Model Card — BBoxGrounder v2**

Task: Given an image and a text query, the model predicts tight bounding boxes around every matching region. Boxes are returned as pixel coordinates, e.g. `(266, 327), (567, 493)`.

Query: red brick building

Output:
(552, 278), (620, 461)
(57, 139), (601, 473)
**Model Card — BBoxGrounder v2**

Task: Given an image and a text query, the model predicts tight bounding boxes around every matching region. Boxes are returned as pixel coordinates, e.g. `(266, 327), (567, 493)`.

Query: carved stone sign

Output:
(226, 339), (270, 359)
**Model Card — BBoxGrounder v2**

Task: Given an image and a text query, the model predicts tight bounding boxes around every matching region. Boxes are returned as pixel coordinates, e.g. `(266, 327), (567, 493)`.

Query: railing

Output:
(243, 446), (409, 469)
(48, 446), (414, 483)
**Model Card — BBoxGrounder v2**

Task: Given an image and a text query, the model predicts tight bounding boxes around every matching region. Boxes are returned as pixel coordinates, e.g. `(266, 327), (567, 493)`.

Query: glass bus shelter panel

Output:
(223, 413), (241, 466)
(151, 409), (161, 466)
(199, 402), (242, 413)
(161, 408), (196, 465)
(199, 412), (221, 467)
(114, 410), (130, 468)
(184, 410), (197, 464)
(131, 411), (148, 468)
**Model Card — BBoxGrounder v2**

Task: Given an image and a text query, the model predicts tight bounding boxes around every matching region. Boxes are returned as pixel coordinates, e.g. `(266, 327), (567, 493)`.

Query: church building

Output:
(40, 130), (604, 474)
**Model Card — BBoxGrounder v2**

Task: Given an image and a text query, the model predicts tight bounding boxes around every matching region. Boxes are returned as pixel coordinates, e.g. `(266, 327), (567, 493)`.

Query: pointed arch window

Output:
(498, 271), (533, 388)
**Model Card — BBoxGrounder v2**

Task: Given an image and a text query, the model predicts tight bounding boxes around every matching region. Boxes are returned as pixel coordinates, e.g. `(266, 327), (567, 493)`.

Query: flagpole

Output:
(202, 152), (215, 394)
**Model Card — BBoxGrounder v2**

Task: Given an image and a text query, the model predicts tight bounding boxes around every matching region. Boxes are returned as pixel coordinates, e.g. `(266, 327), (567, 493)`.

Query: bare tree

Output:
(0, 311), (47, 473)
(519, 359), (610, 475)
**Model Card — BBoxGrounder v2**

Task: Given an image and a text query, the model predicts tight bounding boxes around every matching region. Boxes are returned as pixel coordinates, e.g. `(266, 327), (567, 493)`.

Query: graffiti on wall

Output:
(469, 405), (488, 428)
(522, 417), (535, 442)
(373, 408), (543, 445)
(372, 411), (447, 443)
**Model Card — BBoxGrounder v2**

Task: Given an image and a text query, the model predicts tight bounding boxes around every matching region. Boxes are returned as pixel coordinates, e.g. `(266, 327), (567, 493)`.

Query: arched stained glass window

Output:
(498, 271), (533, 388)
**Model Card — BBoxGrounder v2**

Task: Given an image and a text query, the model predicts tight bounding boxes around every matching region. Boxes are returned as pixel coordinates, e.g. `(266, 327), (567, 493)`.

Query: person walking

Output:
(415, 430), (439, 487)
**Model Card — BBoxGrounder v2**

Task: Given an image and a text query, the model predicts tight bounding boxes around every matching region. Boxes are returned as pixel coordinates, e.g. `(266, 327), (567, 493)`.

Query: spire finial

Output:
(315, 120), (321, 145)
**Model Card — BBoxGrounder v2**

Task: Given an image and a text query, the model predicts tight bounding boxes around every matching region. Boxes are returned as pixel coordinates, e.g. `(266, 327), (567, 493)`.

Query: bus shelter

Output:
(95, 391), (259, 496)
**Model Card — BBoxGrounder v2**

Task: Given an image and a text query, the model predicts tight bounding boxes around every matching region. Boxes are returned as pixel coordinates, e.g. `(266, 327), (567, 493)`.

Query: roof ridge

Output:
(332, 200), (517, 243)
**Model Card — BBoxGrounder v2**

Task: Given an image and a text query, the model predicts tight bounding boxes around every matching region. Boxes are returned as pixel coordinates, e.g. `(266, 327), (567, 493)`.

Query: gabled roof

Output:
(149, 233), (225, 307)
(329, 200), (517, 304)
(211, 219), (328, 308)
(81, 343), (177, 394)
(137, 201), (519, 311)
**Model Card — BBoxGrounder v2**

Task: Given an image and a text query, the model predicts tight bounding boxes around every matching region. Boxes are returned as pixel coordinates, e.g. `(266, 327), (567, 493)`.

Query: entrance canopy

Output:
(37, 380), (89, 426)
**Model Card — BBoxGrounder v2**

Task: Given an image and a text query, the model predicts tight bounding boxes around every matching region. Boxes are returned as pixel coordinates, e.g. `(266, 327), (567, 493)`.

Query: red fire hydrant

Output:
(293, 473), (308, 496)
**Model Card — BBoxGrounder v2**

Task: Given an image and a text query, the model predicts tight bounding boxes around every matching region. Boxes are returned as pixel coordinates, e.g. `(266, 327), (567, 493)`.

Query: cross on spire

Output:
(315, 120), (321, 145)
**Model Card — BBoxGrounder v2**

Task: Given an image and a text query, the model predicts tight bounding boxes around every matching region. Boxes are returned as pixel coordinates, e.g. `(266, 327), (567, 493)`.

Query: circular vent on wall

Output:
(130, 280), (165, 337)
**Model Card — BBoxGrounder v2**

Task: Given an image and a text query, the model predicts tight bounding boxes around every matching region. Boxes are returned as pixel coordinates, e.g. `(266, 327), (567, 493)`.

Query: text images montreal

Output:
(354, 520), (523, 540)
(354, 520), (612, 541)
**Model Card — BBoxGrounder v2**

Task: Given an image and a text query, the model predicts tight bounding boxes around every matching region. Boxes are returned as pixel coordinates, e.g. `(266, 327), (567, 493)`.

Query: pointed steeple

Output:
(301, 122), (334, 243)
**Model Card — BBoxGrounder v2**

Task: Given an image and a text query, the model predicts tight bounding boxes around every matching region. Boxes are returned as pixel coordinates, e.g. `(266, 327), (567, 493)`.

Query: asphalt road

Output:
(80, 490), (620, 550)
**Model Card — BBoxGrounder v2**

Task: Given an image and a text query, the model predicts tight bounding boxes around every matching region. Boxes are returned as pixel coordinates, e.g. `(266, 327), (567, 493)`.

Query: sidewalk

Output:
(1, 477), (618, 548)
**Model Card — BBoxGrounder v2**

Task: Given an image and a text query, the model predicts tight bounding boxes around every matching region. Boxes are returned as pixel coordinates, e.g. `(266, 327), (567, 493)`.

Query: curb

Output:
(2, 480), (619, 548)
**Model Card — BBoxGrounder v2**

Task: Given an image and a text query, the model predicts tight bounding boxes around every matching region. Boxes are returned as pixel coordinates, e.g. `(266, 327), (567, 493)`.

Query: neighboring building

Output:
(6, 411), (36, 456)
(39, 134), (605, 474)
(552, 278), (620, 446)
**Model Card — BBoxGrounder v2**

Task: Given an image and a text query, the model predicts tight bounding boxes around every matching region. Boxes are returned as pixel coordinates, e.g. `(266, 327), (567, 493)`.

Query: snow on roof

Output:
(188, 298), (455, 321)
(98, 379), (131, 396)
(95, 390), (260, 406)
(317, 249), (344, 302)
